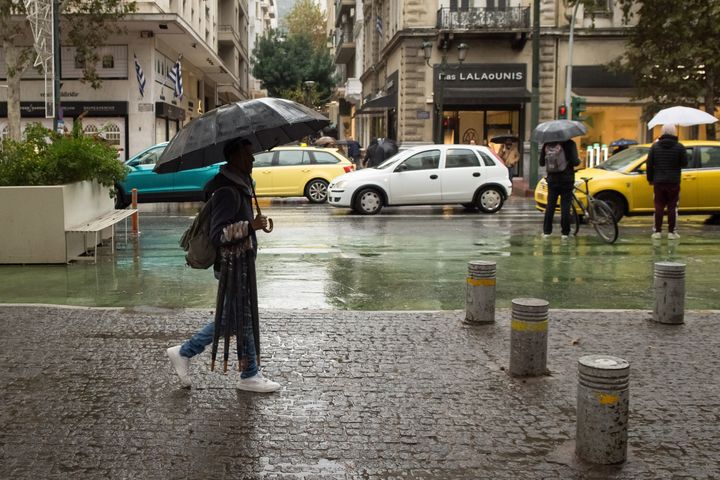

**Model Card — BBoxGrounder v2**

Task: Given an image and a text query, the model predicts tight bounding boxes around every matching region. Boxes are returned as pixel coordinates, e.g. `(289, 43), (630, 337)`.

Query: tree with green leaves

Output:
(592, 0), (720, 139)
(251, 29), (335, 108)
(1, 0), (136, 141)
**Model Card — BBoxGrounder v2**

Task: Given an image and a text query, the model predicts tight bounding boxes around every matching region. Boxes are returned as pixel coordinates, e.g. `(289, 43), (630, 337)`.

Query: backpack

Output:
(180, 187), (239, 269)
(544, 143), (568, 173)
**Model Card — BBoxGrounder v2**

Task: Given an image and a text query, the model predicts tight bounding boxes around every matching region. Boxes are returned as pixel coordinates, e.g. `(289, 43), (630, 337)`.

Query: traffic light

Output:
(558, 104), (568, 119)
(571, 96), (587, 121)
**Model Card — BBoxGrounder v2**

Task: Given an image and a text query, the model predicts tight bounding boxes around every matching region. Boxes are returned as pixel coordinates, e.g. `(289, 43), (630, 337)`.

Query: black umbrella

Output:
(490, 134), (519, 144)
(154, 97), (330, 173)
(532, 120), (587, 144)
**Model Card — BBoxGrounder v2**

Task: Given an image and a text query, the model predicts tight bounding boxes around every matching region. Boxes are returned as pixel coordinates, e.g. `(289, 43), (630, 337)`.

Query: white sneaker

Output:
(167, 345), (192, 388)
(667, 231), (680, 240)
(237, 371), (281, 393)
(542, 233), (551, 239)
(651, 232), (662, 240)
(561, 234), (569, 240)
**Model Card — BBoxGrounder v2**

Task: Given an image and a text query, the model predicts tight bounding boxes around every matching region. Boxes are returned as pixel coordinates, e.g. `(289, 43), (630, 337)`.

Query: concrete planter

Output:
(0, 181), (114, 264)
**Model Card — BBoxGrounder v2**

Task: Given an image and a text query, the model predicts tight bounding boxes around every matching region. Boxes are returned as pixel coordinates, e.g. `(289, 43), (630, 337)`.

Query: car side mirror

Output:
(395, 163), (408, 172)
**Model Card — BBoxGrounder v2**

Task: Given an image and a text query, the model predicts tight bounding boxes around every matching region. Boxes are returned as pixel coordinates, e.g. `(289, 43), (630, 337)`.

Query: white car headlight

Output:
(333, 180), (347, 189)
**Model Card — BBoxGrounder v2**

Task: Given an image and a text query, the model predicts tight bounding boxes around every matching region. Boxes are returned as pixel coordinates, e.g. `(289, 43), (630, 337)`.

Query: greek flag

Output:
(168, 56), (183, 99)
(376, 15), (382, 37)
(133, 54), (146, 97)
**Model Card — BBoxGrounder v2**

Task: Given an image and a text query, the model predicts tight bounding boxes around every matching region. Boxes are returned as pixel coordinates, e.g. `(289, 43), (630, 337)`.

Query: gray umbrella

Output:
(531, 120), (587, 144)
(154, 97), (329, 173)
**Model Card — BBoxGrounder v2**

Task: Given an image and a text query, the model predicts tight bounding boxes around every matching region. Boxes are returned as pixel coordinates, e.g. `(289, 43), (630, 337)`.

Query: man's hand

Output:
(251, 214), (268, 232)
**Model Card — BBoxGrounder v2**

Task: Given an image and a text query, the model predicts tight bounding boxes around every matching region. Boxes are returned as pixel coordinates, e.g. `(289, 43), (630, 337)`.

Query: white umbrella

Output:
(647, 106), (718, 129)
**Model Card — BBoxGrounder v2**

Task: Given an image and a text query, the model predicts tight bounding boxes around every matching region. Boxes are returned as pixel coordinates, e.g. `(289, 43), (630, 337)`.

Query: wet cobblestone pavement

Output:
(1, 305), (719, 479)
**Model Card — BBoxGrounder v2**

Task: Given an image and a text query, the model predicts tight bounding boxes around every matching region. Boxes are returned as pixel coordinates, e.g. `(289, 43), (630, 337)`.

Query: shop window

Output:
(102, 123), (121, 146)
(398, 150), (440, 171)
(102, 55), (114, 69)
(446, 149), (481, 168)
(84, 124), (98, 136)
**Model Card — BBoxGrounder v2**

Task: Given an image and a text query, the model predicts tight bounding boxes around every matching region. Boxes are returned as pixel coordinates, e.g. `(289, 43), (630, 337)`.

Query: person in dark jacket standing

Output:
(345, 136), (362, 169)
(539, 138), (581, 238)
(647, 124), (688, 240)
(167, 139), (281, 393)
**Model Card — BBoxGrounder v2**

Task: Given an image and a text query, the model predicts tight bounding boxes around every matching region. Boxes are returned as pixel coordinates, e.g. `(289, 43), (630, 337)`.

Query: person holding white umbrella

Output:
(646, 124), (688, 240)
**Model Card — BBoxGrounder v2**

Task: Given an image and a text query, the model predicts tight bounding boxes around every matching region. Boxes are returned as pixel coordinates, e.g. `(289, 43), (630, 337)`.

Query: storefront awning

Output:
(355, 92), (397, 115)
(442, 87), (531, 105)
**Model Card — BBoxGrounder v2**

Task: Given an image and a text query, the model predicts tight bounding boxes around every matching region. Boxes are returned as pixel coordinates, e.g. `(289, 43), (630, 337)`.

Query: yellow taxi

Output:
(534, 140), (720, 220)
(252, 146), (355, 203)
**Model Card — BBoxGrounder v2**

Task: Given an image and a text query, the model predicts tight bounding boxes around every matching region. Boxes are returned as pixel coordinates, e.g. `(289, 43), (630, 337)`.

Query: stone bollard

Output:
(465, 261), (496, 324)
(576, 355), (630, 464)
(653, 262), (685, 324)
(509, 298), (549, 377)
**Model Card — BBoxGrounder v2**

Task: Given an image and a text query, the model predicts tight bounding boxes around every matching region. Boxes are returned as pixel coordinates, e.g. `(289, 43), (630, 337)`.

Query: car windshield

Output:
(375, 150), (413, 169)
(596, 147), (649, 171)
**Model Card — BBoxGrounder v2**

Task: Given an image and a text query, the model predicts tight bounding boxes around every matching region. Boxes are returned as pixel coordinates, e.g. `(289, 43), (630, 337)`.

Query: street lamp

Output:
(423, 40), (469, 144)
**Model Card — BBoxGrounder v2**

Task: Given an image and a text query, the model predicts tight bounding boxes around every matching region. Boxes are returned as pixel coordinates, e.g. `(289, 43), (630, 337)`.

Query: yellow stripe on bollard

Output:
(510, 318), (548, 332)
(595, 392), (620, 405)
(467, 278), (496, 287)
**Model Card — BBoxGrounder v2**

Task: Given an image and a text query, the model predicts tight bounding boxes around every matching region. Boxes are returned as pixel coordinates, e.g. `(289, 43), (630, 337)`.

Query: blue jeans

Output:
(180, 319), (258, 379)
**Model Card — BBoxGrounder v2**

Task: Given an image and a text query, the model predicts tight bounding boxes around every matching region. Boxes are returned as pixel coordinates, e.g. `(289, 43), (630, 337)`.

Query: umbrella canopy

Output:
(647, 106), (718, 129)
(531, 120), (587, 144)
(610, 138), (638, 147)
(315, 136), (337, 147)
(490, 134), (519, 144)
(154, 97), (330, 173)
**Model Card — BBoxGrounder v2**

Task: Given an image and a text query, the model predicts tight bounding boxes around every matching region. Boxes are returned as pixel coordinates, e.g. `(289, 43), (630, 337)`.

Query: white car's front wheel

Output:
(354, 188), (384, 215)
(476, 187), (504, 213)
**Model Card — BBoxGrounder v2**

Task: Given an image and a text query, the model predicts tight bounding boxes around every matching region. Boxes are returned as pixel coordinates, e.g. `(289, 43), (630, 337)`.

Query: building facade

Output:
(0, 0), (274, 159)
(331, 0), (648, 176)
(249, 0), (278, 98)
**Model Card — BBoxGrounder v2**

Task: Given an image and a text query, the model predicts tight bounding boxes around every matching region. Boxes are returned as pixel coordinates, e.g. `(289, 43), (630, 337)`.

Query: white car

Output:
(328, 144), (512, 215)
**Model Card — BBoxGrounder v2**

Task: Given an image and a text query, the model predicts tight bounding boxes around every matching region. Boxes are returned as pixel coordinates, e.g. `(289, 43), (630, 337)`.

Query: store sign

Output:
(0, 101), (127, 117)
(416, 110), (431, 120)
(434, 64), (526, 89)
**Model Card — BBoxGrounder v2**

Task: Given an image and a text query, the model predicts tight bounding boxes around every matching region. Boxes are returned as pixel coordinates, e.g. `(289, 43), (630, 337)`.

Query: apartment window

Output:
(587, 0), (612, 13)
(102, 55), (114, 69)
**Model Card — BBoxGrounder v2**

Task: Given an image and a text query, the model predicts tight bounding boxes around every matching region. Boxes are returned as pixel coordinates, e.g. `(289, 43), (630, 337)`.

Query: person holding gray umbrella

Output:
(533, 120), (585, 239)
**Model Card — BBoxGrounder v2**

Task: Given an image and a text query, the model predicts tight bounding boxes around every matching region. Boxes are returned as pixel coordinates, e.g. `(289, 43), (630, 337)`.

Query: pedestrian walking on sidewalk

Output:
(647, 124), (688, 240)
(498, 138), (520, 180)
(539, 139), (580, 239)
(167, 139), (281, 392)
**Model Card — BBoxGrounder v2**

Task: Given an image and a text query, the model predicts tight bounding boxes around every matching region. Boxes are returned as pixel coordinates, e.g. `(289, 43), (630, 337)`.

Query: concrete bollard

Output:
(465, 261), (496, 324)
(576, 355), (630, 464)
(509, 298), (549, 377)
(653, 262), (685, 324)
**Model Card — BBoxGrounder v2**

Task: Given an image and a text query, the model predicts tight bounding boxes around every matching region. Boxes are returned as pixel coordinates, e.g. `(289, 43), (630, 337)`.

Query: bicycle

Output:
(568, 176), (619, 244)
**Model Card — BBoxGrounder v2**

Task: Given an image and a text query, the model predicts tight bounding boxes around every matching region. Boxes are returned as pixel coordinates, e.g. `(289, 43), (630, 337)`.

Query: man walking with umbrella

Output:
(166, 139), (280, 392)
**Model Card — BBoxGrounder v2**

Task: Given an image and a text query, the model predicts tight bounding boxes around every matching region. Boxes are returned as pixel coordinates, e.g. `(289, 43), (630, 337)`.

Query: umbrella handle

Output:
(251, 183), (273, 233)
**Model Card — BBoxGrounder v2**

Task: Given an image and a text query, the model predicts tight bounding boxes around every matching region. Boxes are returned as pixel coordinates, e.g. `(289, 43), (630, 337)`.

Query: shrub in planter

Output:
(0, 122), (128, 195)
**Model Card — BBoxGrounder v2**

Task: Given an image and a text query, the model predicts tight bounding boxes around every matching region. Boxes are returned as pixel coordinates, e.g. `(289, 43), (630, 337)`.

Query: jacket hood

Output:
(657, 134), (679, 149)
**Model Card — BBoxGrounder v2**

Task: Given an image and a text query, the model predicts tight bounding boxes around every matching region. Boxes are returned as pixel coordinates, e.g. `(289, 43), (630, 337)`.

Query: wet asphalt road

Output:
(1, 197), (719, 310)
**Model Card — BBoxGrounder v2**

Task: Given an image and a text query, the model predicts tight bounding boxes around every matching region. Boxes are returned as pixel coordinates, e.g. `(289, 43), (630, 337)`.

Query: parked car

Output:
(116, 144), (354, 208)
(534, 140), (720, 220)
(327, 144), (512, 215)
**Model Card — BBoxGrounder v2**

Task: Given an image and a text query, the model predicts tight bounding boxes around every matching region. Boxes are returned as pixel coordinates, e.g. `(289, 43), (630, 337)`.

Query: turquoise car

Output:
(116, 142), (222, 208)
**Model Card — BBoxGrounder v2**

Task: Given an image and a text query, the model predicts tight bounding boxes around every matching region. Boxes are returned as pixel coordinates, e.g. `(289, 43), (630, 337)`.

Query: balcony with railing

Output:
(335, 0), (355, 27)
(436, 6), (531, 32)
(218, 24), (240, 47)
(334, 26), (355, 65)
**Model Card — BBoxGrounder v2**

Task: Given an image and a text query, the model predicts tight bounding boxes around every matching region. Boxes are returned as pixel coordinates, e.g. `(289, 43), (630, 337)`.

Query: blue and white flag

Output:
(168, 56), (183, 99)
(376, 15), (383, 37)
(133, 54), (146, 97)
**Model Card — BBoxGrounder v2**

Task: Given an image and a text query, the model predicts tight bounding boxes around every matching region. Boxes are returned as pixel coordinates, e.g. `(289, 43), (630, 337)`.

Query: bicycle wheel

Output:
(589, 199), (618, 243)
(569, 197), (581, 236)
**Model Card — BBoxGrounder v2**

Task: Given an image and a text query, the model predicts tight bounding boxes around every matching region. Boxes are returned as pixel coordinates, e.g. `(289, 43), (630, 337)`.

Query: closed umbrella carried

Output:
(532, 119), (587, 144)
(153, 97), (330, 173)
(647, 106), (718, 129)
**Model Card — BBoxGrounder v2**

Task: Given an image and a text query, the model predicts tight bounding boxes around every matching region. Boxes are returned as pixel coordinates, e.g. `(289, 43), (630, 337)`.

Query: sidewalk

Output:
(1, 305), (718, 479)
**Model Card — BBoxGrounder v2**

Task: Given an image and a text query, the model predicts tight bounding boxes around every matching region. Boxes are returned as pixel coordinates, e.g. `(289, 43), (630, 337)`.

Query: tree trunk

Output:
(706, 76), (716, 140)
(3, 40), (24, 142)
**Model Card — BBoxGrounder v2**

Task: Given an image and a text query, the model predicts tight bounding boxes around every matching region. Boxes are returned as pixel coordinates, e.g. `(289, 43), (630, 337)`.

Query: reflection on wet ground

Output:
(1, 197), (718, 310)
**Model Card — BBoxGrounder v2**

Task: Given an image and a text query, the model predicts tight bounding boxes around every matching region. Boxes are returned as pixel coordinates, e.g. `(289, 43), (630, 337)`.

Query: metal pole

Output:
(565, 1), (582, 118)
(529, 0), (541, 189)
(52, 0), (61, 132)
(436, 41), (448, 144)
